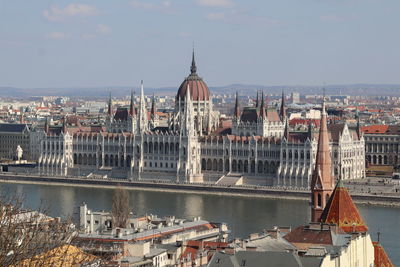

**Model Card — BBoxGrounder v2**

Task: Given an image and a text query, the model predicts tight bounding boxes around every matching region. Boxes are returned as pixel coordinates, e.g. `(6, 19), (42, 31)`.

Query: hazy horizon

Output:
(2, 0), (400, 88)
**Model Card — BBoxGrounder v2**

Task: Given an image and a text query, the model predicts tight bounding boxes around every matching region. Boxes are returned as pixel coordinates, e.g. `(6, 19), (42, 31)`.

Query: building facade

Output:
(27, 52), (366, 188)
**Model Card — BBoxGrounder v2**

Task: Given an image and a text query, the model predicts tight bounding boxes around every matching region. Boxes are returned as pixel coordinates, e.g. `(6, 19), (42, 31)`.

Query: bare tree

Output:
(111, 186), (130, 228)
(0, 193), (99, 266)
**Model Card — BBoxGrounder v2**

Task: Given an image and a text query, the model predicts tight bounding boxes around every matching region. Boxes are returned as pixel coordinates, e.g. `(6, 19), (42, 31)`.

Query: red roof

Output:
(181, 241), (228, 261)
(373, 242), (394, 267)
(289, 118), (320, 127)
(177, 75), (210, 101)
(361, 125), (389, 134)
(320, 180), (368, 233)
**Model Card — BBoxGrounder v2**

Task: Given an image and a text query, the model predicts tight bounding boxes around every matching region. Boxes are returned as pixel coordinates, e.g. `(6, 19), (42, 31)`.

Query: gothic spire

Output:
(280, 91), (286, 119)
(137, 80), (148, 133)
(234, 92), (240, 119)
(260, 91), (266, 119)
(129, 90), (135, 116)
(284, 118), (290, 140)
(190, 47), (197, 75)
(308, 120), (313, 140)
(151, 93), (156, 119)
(256, 91), (259, 108)
(44, 117), (49, 134)
(107, 92), (112, 116)
(310, 94), (334, 222)
(62, 116), (67, 134)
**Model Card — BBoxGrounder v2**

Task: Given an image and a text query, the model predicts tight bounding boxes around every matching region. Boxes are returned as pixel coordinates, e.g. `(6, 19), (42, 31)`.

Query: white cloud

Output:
(96, 24), (111, 34)
(197, 0), (234, 8)
(43, 4), (97, 22)
(46, 32), (68, 40)
(130, 0), (171, 10)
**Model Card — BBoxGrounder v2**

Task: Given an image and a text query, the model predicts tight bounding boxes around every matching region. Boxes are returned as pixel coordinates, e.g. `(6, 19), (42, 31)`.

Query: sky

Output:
(1, 0), (400, 88)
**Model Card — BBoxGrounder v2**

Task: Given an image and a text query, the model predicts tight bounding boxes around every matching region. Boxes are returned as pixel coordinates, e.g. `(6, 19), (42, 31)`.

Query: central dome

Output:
(176, 51), (210, 101)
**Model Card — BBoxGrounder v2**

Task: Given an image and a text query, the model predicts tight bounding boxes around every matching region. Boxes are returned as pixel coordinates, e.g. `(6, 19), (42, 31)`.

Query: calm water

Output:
(1, 183), (399, 265)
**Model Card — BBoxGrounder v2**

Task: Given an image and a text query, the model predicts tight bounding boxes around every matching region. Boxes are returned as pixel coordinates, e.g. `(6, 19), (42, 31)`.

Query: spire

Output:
(184, 84), (195, 136)
(107, 92), (112, 116)
(190, 47), (197, 75)
(129, 90), (135, 116)
(260, 91), (266, 119)
(256, 91), (259, 108)
(44, 117), (49, 134)
(284, 119), (290, 140)
(308, 120), (313, 140)
(310, 94), (334, 222)
(62, 115), (67, 134)
(356, 113), (362, 139)
(234, 92), (240, 119)
(137, 80), (148, 133)
(280, 91), (286, 119)
(151, 93), (156, 119)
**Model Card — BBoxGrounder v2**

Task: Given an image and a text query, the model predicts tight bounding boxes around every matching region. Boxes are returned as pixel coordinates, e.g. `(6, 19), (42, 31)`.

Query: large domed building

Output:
(174, 50), (219, 135)
(176, 52), (210, 101)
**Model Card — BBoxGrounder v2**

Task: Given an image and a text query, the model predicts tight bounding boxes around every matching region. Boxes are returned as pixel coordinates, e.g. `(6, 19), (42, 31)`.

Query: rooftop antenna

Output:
(377, 230), (381, 243)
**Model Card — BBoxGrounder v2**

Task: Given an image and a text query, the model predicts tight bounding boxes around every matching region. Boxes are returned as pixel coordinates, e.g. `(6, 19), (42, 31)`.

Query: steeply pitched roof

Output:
(319, 180), (368, 233)
(372, 242), (394, 267)
(114, 108), (129, 121)
(0, 123), (29, 133)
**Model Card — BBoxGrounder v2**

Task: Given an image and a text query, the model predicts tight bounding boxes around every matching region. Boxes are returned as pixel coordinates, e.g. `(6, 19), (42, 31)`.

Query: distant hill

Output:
(1, 84), (400, 98)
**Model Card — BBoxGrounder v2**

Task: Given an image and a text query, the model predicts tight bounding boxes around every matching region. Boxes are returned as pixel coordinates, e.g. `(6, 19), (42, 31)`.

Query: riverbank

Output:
(1, 173), (399, 207)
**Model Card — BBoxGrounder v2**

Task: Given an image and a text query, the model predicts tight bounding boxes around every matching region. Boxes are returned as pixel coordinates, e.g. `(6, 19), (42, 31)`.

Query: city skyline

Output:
(2, 0), (400, 88)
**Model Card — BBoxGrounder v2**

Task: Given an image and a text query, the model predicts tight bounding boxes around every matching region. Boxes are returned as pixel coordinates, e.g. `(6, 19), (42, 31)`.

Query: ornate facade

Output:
(32, 52), (366, 188)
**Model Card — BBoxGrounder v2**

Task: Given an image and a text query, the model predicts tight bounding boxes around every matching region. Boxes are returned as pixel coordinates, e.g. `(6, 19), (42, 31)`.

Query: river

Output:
(1, 182), (399, 265)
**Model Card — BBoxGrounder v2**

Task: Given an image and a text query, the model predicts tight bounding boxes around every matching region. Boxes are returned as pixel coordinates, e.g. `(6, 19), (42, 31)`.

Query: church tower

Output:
(310, 96), (334, 223)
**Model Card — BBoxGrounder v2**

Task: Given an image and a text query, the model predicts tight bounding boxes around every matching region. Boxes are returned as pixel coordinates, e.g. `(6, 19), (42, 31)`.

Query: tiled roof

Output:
(240, 107), (258, 122)
(373, 242), (394, 267)
(0, 123), (29, 133)
(267, 109), (280, 122)
(283, 225), (333, 250)
(114, 108), (129, 121)
(320, 180), (368, 233)
(361, 125), (389, 134)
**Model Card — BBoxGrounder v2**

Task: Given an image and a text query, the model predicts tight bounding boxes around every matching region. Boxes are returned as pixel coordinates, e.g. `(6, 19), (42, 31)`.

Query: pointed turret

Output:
(44, 117), (49, 134)
(307, 120), (313, 140)
(356, 113), (362, 139)
(62, 115), (67, 134)
(107, 92), (112, 116)
(255, 91), (259, 108)
(151, 94), (156, 119)
(280, 91), (286, 120)
(284, 119), (290, 140)
(137, 80), (148, 133)
(129, 90), (135, 116)
(310, 96), (334, 223)
(320, 178), (368, 233)
(190, 48), (197, 75)
(184, 84), (195, 136)
(259, 91), (266, 119)
(234, 92), (240, 119)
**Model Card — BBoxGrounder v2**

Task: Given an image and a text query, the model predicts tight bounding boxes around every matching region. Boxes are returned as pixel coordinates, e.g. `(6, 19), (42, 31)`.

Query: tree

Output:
(111, 186), (130, 228)
(0, 193), (99, 266)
